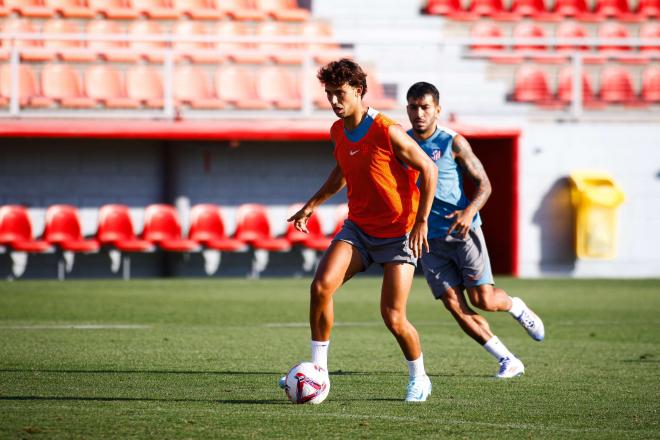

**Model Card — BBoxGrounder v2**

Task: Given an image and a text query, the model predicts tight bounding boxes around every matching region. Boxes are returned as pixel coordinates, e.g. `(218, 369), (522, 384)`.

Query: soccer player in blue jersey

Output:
(405, 82), (545, 378)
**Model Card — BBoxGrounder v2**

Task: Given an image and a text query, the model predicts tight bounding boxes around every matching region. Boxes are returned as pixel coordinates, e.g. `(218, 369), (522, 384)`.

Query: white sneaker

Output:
(496, 356), (525, 378)
(405, 375), (432, 402)
(512, 297), (545, 341)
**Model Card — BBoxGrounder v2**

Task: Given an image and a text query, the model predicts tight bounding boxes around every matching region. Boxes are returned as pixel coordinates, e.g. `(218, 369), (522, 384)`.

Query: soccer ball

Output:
(282, 362), (330, 404)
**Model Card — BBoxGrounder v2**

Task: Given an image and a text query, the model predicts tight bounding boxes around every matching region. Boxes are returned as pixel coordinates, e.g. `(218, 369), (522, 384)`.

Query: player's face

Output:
(325, 83), (361, 118)
(407, 94), (440, 138)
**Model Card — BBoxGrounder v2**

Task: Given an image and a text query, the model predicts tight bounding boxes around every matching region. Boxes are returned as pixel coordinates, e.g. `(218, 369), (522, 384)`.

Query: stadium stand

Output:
(637, 0), (659, 17)
(142, 204), (201, 252)
(173, 0), (223, 19)
(85, 64), (140, 108)
(512, 65), (555, 103)
(0, 63), (53, 107)
(41, 63), (96, 108)
(255, 21), (303, 64)
(215, 65), (270, 109)
(172, 20), (222, 63)
(87, 19), (139, 62)
(254, 0), (309, 21)
(220, 0), (266, 21)
(173, 64), (225, 109)
(0, 205), (53, 278)
(598, 65), (641, 104)
(4, 0), (54, 17)
(2, 18), (55, 62)
(215, 20), (268, 64)
(44, 0), (94, 18)
(88, 0), (138, 19)
(126, 65), (164, 108)
(256, 65), (302, 109)
(132, 0), (178, 19)
(128, 19), (167, 63)
(641, 65), (660, 102)
(42, 18), (96, 62)
(557, 66), (604, 107)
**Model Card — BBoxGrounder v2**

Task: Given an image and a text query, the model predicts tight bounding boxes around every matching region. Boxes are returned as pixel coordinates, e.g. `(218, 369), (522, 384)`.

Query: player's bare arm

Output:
(389, 124), (438, 257)
(287, 164), (346, 233)
(446, 134), (492, 238)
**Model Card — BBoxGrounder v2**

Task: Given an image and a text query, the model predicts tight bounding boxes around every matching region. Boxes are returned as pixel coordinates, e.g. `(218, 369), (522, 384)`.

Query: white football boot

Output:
(405, 375), (432, 402)
(511, 297), (545, 341)
(496, 356), (525, 379)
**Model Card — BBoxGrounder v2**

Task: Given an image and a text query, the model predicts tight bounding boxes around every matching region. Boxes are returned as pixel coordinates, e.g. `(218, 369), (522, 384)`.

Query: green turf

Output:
(0, 278), (658, 439)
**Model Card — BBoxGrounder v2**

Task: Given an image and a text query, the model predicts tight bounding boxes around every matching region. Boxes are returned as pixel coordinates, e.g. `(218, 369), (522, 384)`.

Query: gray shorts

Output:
(332, 219), (417, 269)
(420, 226), (494, 299)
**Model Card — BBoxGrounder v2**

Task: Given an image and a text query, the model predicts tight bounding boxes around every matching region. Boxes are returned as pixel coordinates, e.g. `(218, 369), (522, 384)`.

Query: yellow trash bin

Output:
(569, 171), (625, 259)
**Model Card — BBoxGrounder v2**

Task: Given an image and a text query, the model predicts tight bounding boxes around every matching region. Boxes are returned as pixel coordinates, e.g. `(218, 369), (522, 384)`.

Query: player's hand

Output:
(445, 210), (473, 239)
(408, 220), (429, 259)
(287, 207), (312, 234)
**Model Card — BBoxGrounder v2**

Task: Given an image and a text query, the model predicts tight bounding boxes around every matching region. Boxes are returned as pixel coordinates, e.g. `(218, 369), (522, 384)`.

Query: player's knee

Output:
(310, 276), (334, 300)
(469, 288), (497, 311)
(381, 308), (406, 334)
(441, 292), (461, 314)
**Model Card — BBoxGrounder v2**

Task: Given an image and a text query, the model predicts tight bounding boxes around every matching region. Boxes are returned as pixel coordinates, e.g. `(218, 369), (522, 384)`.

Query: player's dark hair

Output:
(406, 82), (440, 105)
(317, 58), (368, 98)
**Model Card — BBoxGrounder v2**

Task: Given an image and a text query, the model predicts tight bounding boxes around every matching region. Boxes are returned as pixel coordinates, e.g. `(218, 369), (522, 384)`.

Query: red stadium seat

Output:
(512, 66), (554, 102)
(44, 0), (93, 17)
(641, 66), (660, 102)
(513, 22), (565, 63)
(188, 204), (246, 251)
(44, 205), (100, 252)
(41, 63), (96, 108)
(126, 65), (164, 108)
(0, 205), (52, 252)
(89, 0), (138, 18)
(42, 19), (96, 62)
(470, 21), (505, 53)
(173, 65), (224, 109)
(426, 0), (476, 19)
(97, 204), (154, 252)
(2, 18), (55, 62)
(172, 20), (221, 63)
(551, 0), (599, 20)
(215, 65), (268, 109)
(219, 0), (265, 20)
(142, 204), (200, 252)
(468, 0), (519, 20)
(255, 21), (302, 64)
(510, 0), (557, 20)
(215, 21), (266, 64)
(594, 0), (638, 20)
(132, 0), (177, 18)
(85, 65), (140, 108)
(234, 204), (291, 252)
(555, 21), (590, 53)
(0, 64), (53, 108)
(596, 22), (646, 63)
(129, 20), (167, 63)
(285, 204), (331, 251)
(599, 66), (638, 103)
(640, 22), (660, 54)
(254, 0), (309, 21)
(87, 19), (138, 62)
(637, 0), (659, 17)
(256, 66), (301, 109)
(364, 71), (397, 109)
(557, 67), (604, 108)
(173, 0), (222, 19)
(4, 0), (53, 17)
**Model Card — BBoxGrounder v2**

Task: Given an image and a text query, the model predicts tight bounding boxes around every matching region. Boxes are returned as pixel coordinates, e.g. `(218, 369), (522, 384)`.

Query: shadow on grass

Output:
(0, 396), (286, 404)
(0, 369), (281, 375)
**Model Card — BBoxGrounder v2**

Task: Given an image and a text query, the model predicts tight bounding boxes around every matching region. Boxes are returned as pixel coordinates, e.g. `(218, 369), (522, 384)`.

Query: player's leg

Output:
(380, 262), (431, 401)
(441, 285), (494, 344)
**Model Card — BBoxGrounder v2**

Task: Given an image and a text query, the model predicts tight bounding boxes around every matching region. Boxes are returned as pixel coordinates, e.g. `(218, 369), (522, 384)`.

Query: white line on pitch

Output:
(0, 324), (152, 330)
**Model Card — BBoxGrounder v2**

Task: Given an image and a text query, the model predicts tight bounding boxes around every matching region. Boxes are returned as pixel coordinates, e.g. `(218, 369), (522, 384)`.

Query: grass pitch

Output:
(0, 277), (658, 439)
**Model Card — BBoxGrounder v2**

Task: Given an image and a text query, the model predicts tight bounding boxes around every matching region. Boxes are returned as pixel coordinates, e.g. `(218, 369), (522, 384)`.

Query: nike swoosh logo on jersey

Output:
(349, 149), (360, 156)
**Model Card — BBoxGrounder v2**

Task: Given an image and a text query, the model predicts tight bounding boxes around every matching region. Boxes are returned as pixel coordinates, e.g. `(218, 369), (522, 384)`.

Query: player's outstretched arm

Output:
(287, 164), (346, 233)
(446, 134), (492, 238)
(389, 125), (438, 257)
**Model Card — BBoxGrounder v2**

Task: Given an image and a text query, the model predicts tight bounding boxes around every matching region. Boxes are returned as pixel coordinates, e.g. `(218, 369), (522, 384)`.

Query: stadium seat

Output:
(637, 0), (659, 17)
(513, 22), (564, 63)
(254, 0), (309, 21)
(215, 21), (266, 64)
(0, 64), (54, 107)
(44, 204), (100, 279)
(0, 1), (8, 15)
(641, 66), (660, 102)
(174, 65), (224, 109)
(0, 205), (53, 278)
(89, 0), (138, 18)
(87, 19), (139, 62)
(234, 204), (291, 252)
(640, 22), (660, 54)
(215, 65), (268, 109)
(596, 22), (646, 63)
(551, 0), (600, 20)
(172, 20), (221, 63)
(4, 0), (53, 17)
(512, 65), (554, 102)
(219, 0), (266, 20)
(44, 0), (94, 17)
(142, 204), (200, 252)
(468, 0), (520, 20)
(42, 19), (96, 62)
(510, 0), (558, 20)
(594, 0), (639, 20)
(469, 21), (505, 53)
(256, 66), (301, 109)
(129, 20), (167, 63)
(173, 0), (222, 19)
(188, 204), (246, 251)
(126, 65), (164, 108)
(555, 21), (590, 53)
(364, 71), (396, 110)
(299, 20), (345, 64)
(97, 204), (155, 279)
(557, 67), (604, 108)
(599, 66), (638, 103)
(255, 21), (302, 64)
(2, 18), (55, 62)
(285, 204), (331, 251)
(425, 0), (476, 19)
(132, 0), (177, 18)
(41, 63), (96, 108)
(85, 65), (140, 108)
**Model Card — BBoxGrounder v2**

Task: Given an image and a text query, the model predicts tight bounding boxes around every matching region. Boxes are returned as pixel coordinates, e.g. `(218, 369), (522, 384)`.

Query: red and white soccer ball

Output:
(283, 362), (330, 404)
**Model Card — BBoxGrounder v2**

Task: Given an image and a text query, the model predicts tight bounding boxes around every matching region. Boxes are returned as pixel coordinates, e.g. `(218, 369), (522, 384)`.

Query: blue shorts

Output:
(332, 219), (417, 270)
(420, 226), (494, 299)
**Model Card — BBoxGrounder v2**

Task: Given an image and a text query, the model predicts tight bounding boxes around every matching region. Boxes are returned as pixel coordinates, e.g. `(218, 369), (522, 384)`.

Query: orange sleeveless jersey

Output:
(331, 108), (420, 238)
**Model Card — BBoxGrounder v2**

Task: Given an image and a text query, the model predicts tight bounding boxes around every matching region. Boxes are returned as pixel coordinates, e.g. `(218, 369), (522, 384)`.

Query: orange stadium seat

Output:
(132, 0), (177, 18)
(557, 67), (604, 108)
(364, 71), (396, 110)
(0, 64), (53, 107)
(44, 205), (100, 252)
(0, 205), (52, 253)
(215, 21), (266, 64)
(188, 204), (246, 251)
(641, 66), (660, 102)
(128, 20), (167, 62)
(637, 0), (659, 16)
(256, 66), (301, 109)
(4, 0), (53, 17)
(594, 0), (639, 20)
(89, 0), (138, 18)
(87, 19), (139, 62)
(173, 0), (222, 19)
(173, 65), (224, 109)
(219, 0), (266, 20)
(41, 63), (96, 108)
(44, 0), (93, 17)
(172, 20), (222, 63)
(97, 204), (154, 252)
(215, 65), (269, 109)
(85, 65), (140, 108)
(42, 19), (96, 62)
(254, 0), (309, 21)
(512, 65), (554, 102)
(2, 18), (55, 62)
(299, 20), (344, 64)
(599, 66), (638, 103)
(285, 204), (331, 251)
(468, 0), (519, 20)
(255, 21), (302, 64)
(142, 204), (200, 252)
(126, 65), (164, 108)
(234, 204), (291, 252)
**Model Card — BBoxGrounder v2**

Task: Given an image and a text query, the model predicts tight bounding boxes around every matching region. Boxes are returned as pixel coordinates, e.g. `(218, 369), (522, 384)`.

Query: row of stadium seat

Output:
(425, 0), (658, 21)
(510, 64), (660, 105)
(0, 63), (396, 110)
(0, 0), (309, 21)
(0, 203), (348, 279)
(0, 18), (340, 64)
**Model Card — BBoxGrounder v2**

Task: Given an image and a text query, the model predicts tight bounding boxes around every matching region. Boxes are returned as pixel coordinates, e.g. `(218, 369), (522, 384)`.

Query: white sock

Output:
(483, 336), (514, 362)
(311, 340), (329, 371)
(407, 353), (426, 379)
(508, 297), (525, 318)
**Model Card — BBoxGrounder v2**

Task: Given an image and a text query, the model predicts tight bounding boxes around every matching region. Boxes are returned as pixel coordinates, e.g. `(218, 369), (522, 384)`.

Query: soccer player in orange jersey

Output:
(287, 59), (438, 402)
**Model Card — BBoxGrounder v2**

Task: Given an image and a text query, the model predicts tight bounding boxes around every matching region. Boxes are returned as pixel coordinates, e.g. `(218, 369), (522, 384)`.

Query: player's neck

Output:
(343, 105), (368, 131)
(412, 124), (437, 142)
